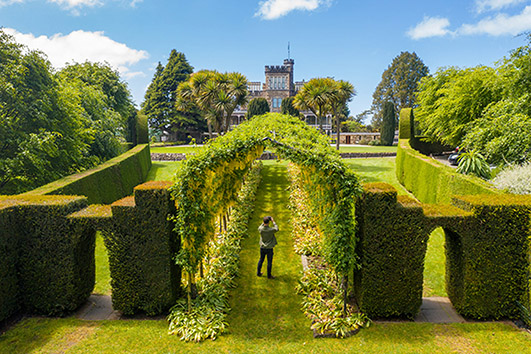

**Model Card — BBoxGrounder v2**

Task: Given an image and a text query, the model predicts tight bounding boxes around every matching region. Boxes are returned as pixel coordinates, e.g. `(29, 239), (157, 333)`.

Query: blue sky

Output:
(1, 0), (530, 120)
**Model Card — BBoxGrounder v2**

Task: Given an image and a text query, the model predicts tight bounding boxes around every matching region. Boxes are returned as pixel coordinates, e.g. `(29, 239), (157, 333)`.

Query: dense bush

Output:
(105, 181), (180, 315)
(456, 150), (491, 179)
(354, 183), (430, 318)
(493, 162), (531, 194)
(24, 144), (151, 204)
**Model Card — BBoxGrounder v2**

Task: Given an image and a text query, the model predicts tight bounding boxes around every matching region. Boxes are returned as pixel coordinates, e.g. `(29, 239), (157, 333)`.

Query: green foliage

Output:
(24, 144), (151, 204)
(456, 150), (491, 179)
(0, 195), (93, 318)
(0, 31), (135, 194)
(396, 139), (497, 204)
(415, 66), (500, 147)
(371, 51), (429, 130)
(280, 97), (300, 117)
(168, 164), (261, 341)
(380, 102), (395, 146)
(493, 162), (531, 194)
(355, 183), (430, 318)
(105, 181), (180, 315)
(245, 97), (270, 119)
(415, 37), (531, 165)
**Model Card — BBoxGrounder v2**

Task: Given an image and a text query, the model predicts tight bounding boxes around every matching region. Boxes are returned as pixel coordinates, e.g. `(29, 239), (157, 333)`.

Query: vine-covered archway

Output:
(169, 113), (363, 339)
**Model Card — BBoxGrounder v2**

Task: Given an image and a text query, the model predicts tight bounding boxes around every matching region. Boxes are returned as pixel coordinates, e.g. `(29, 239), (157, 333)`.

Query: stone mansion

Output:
(231, 58), (332, 133)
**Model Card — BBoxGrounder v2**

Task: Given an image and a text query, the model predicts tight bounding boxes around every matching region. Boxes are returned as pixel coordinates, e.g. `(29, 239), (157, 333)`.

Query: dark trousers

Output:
(257, 248), (274, 277)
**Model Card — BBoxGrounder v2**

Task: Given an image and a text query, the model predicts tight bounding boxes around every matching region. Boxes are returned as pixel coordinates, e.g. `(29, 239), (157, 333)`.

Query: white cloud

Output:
(47, 0), (102, 8)
(255, 0), (330, 20)
(4, 28), (149, 78)
(407, 16), (452, 40)
(0, 0), (24, 7)
(130, 0), (142, 7)
(475, 0), (527, 13)
(460, 5), (531, 35)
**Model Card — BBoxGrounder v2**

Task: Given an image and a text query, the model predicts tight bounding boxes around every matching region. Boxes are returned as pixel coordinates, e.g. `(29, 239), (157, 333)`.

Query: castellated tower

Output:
(264, 59), (295, 112)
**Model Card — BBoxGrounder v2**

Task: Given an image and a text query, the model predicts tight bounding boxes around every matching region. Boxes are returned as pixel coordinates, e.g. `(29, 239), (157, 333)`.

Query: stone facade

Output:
(232, 58), (332, 133)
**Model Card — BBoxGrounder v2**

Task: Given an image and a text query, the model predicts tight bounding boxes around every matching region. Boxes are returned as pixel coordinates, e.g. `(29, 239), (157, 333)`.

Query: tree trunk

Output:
(334, 108), (340, 151)
(207, 122), (213, 140)
(187, 272), (193, 312)
(318, 104), (324, 132)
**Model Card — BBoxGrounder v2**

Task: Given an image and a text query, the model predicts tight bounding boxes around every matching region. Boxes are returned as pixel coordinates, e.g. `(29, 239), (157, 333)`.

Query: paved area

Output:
(415, 297), (465, 323)
(76, 295), (121, 321)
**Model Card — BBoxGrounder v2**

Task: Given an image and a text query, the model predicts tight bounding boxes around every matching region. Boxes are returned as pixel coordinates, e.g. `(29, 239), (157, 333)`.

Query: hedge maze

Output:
(0, 112), (530, 332)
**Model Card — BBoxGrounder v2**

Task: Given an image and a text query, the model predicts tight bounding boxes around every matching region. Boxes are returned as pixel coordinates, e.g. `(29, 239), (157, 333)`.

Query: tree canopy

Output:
(371, 51), (429, 130)
(141, 50), (205, 141)
(0, 30), (134, 194)
(415, 34), (531, 165)
(280, 97), (300, 117)
(245, 97), (270, 119)
(380, 102), (395, 146)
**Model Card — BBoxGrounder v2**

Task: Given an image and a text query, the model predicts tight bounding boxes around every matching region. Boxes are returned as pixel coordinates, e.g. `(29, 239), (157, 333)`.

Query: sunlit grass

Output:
(93, 232), (111, 295)
(338, 145), (397, 153)
(150, 145), (203, 154)
(145, 161), (181, 182)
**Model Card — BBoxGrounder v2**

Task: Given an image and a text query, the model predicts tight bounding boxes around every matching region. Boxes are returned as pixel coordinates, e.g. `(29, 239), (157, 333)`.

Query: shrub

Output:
(105, 181), (180, 315)
(493, 162), (531, 194)
(24, 144), (151, 204)
(456, 150), (491, 179)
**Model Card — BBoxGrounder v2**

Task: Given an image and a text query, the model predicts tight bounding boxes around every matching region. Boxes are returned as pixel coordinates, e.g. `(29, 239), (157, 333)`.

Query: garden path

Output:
(225, 161), (313, 341)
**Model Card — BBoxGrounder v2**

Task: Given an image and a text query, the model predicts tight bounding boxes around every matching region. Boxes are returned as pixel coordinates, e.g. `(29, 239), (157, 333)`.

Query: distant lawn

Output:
(150, 145), (396, 154)
(93, 233), (111, 295)
(150, 145), (203, 154)
(146, 161), (181, 182)
(338, 145), (397, 153)
(344, 157), (408, 195)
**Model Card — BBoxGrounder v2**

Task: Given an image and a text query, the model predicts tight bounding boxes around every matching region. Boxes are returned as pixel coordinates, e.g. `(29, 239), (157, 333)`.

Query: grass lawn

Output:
(150, 145), (203, 154)
(338, 145), (397, 153)
(146, 161), (181, 182)
(93, 233), (111, 295)
(1, 161), (529, 353)
(150, 144), (396, 154)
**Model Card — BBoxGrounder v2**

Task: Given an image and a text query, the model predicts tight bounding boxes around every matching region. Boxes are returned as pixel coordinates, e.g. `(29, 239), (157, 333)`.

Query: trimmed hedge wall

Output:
(23, 144), (152, 205)
(354, 182), (531, 320)
(396, 139), (498, 204)
(136, 113), (149, 144)
(105, 181), (180, 315)
(441, 195), (531, 319)
(0, 205), (20, 322)
(355, 183), (431, 318)
(0, 195), (93, 318)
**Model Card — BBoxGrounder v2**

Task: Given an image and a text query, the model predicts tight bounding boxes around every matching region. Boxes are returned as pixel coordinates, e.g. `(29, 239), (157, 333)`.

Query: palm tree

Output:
(330, 80), (355, 150)
(294, 78), (334, 132)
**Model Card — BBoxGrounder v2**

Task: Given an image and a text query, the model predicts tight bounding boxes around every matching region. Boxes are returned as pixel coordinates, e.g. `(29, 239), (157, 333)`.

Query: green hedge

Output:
(105, 181), (180, 315)
(0, 205), (20, 322)
(137, 113), (149, 144)
(440, 195), (531, 319)
(23, 144), (152, 204)
(354, 183), (431, 318)
(396, 139), (498, 204)
(0, 195), (93, 317)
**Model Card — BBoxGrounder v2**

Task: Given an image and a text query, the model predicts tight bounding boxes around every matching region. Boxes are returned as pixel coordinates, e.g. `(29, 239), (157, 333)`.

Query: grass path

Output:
(224, 161), (311, 341)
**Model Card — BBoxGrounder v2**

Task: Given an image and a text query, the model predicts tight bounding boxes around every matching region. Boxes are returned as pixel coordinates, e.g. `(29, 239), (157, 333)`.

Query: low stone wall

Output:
(151, 151), (396, 161)
(340, 152), (396, 158)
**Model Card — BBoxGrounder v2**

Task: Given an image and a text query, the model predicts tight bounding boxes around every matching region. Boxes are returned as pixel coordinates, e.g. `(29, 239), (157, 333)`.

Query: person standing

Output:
(257, 216), (278, 279)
